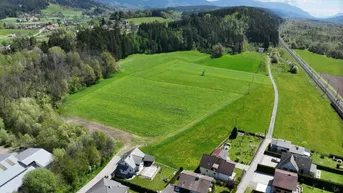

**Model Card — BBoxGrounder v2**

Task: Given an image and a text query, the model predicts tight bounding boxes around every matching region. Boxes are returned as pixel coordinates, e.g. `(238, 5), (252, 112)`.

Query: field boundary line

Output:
(151, 93), (245, 145)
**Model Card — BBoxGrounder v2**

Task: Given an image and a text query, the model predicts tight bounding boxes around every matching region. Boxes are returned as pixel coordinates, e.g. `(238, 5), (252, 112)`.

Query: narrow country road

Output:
(236, 57), (279, 193)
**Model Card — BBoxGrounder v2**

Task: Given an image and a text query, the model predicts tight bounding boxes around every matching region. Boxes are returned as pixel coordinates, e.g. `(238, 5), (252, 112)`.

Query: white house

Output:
(199, 154), (236, 184)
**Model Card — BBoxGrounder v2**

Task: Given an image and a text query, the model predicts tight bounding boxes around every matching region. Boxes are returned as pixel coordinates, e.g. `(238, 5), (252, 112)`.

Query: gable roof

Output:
(273, 169), (298, 191)
(177, 171), (213, 193)
(277, 152), (312, 173)
(199, 154), (235, 176)
(87, 178), (129, 193)
(0, 155), (26, 187)
(16, 148), (53, 168)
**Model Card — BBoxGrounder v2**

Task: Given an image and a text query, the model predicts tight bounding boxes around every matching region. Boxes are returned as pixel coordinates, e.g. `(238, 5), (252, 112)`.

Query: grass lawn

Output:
(200, 52), (265, 73)
(127, 17), (172, 25)
(227, 135), (263, 165)
(272, 56), (343, 155)
(312, 153), (341, 169)
(0, 29), (39, 42)
(127, 164), (177, 191)
(63, 51), (273, 169)
(295, 49), (343, 76)
(320, 170), (343, 184)
(301, 184), (333, 193)
(41, 4), (83, 18)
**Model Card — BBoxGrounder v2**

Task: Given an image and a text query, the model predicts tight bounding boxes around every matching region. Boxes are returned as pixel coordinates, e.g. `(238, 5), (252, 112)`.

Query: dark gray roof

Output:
(144, 154), (155, 162)
(199, 154), (235, 176)
(87, 178), (129, 193)
(277, 152), (312, 173)
(177, 171), (213, 193)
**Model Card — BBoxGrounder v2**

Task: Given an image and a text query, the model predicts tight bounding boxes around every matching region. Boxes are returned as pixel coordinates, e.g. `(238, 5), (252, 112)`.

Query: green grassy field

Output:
(295, 49), (343, 76)
(312, 153), (341, 169)
(200, 52), (265, 73)
(41, 4), (83, 18)
(0, 29), (39, 41)
(63, 51), (273, 169)
(127, 17), (172, 25)
(272, 56), (343, 155)
(142, 84), (273, 169)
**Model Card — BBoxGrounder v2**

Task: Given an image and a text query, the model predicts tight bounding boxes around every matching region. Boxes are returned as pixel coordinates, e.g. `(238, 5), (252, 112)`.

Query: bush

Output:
(229, 127), (238, 140)
(289, 65), (298, 74)
(211, 43), (224, 58)
(271, 56), (278, 63)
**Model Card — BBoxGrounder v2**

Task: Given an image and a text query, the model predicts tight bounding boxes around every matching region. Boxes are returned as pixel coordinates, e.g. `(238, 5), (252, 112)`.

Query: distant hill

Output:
(0, 0), (102, 19)
(324, 16), (343, 23)
(97, 0), (313, 19)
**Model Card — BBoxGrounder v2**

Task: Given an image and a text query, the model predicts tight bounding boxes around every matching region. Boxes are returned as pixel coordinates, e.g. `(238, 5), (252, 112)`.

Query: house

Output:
(199, 154), (236, 183)
(87, 177), (129, 193)
(272, 169), (298, 193)
(7, 34), (16, 38)
(270, 139), (311, 157)
(258, 48), (265, 53)
(0, 148), (53, 193)
(175, 171), (214, 193)
(212, 144), (230, 161)
(115, 148), (155, 179)
(277, 152), (316, 176)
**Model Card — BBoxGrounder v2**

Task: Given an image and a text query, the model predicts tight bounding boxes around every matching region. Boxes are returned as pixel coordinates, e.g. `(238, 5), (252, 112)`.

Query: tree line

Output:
(78, 6), (282, 58)
(281, 20), (343, 59)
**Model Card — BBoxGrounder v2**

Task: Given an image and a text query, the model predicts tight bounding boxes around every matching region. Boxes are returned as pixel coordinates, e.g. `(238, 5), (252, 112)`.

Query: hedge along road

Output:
(236, 57), (279, 193)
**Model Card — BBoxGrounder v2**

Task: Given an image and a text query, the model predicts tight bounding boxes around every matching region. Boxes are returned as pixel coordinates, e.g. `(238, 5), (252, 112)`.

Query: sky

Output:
(255, 0), (343, 17)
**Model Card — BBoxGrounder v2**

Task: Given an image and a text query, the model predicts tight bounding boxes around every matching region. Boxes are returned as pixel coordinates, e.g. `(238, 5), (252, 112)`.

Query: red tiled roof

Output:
(273, 169), (298, 191)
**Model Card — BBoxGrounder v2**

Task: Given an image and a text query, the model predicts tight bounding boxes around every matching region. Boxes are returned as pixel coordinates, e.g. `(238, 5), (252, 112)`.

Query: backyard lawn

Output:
(312, 153), (342, 169)
(272, 55), (343, 155)
(295, 49), (343, 76)
(320, 170), (343, 184)
(301, 184), (333, 193)
(127, 164), (177, 191)
(227, 135), (263, 165)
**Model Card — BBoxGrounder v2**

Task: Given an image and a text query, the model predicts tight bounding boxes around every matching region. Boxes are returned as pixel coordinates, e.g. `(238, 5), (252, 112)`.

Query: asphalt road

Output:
(236, 57), (279, 193)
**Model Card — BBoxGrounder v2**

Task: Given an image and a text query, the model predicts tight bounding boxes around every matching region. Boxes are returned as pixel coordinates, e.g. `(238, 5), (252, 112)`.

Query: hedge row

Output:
(256, 164), (275, 175)
(114, 178), (157, 193)
(329, 154), (343, 160)
(316, 164), (343, 175)
(237, 130), (265, 139)
(264, 150), (281, 158)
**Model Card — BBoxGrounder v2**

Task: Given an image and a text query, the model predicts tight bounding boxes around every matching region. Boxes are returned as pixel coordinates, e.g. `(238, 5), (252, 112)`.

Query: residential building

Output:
(87, 177), (129, 193)
(115, 148), (155, 179)
(175, 171), (213, 193)
(0, 148), (53, 193)
(270, 139), (311, 157)
(272, 169), (298, 193)
(277, 152), (316, 176)
(199, 154), (236, 183)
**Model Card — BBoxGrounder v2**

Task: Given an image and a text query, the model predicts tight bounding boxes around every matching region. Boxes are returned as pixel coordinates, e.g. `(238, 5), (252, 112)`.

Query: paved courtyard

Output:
(261, 155), (280, 168)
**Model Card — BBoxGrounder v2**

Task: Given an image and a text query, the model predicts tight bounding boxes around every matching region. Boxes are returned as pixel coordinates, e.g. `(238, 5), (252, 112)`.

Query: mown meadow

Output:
(62, 51), (273, 169)
(127, 17), (172, 25)
(272, 51), (343, 156)
(295, 49), (343, 76)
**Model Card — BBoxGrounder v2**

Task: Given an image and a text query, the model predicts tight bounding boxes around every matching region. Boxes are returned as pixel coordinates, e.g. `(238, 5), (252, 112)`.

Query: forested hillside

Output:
(0, 0), (101, 19)
(281, 20), (343, 59)
(78, 6), (282, 59)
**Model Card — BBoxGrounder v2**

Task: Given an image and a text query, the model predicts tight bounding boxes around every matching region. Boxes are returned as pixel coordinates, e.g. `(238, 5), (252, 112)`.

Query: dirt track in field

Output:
(321, 73), (343, 97)
(66, 117), (148, 146)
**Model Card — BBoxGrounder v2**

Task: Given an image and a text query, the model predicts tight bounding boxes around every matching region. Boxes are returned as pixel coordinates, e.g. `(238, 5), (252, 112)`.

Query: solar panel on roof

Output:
(0, 163), (7, 171)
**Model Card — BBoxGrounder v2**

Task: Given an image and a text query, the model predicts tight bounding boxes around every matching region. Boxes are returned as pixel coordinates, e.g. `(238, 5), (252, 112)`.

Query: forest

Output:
(79, 6), (282, 58)
(281, 20), (343, 59)
(0, 0), (102, 19)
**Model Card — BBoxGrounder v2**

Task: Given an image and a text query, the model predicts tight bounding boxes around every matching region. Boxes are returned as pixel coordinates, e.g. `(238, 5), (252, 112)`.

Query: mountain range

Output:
(97, 0), (314, 19)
